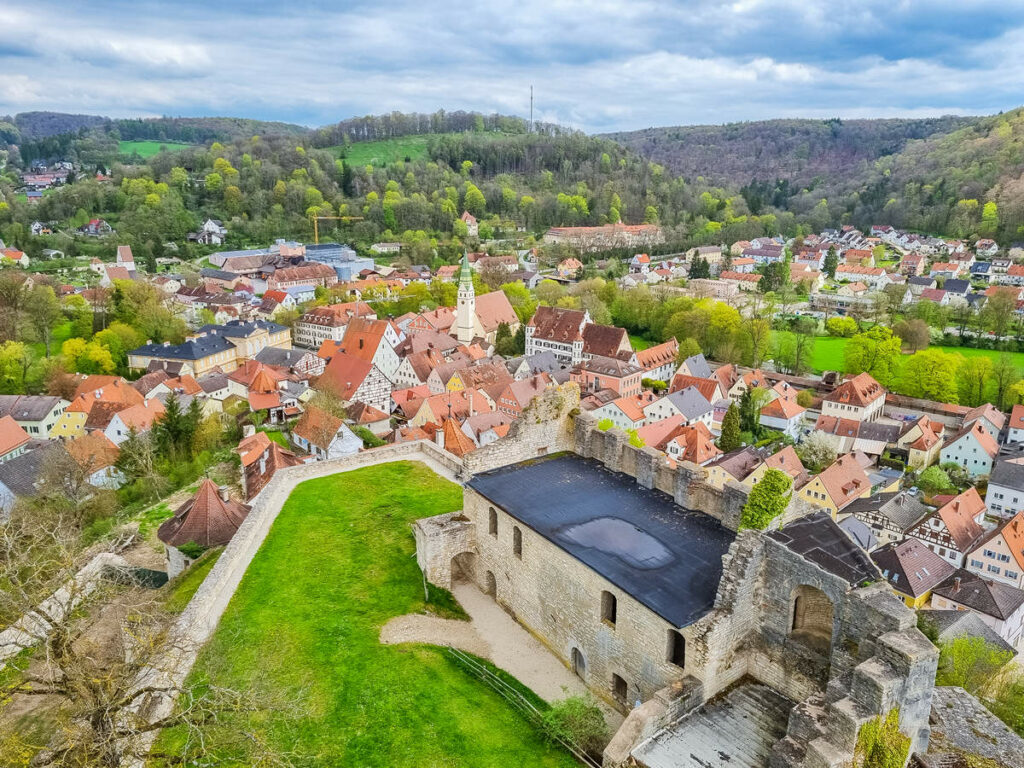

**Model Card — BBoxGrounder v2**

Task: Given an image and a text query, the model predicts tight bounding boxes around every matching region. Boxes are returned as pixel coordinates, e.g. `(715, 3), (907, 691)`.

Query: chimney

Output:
(218, 485), (230, 502)
(953, 576), (962, 592)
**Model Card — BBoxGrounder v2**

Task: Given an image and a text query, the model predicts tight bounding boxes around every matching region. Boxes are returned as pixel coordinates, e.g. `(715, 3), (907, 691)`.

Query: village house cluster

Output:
(5, 209), (1024, 767)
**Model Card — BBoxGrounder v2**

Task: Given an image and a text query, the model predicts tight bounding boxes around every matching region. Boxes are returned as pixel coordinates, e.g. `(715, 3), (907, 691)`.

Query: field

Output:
(791, 334), (1024, 374)
(118, 140), (194, 158)
(161, 462), (575, 767)
(328, 135), (432, 166)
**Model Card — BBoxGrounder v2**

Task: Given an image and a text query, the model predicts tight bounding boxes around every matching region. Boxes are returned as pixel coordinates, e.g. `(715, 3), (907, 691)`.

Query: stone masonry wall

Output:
(463, 488), (696, 712)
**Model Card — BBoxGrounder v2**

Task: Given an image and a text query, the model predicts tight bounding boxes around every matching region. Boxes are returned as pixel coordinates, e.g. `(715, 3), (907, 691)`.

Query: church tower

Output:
(456, 252), (476, 344)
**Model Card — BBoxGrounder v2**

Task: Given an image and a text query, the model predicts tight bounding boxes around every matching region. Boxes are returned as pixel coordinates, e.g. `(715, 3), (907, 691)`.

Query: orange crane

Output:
(310, 215), (364, 245)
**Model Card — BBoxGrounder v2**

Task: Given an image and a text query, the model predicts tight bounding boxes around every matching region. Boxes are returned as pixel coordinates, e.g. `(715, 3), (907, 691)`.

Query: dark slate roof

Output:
(195, 319), (287, 338)
(131, 335), (236, 361)
(467, 453), (736, 627)
(970, 261), (992, 273)
(682, 353), (713, 379)
(0, 395), (63, 422)
(932, 569), (1024, 620)
(255, 347), (313, 368)
(843, 491), (929, 531)
(857, 421), (903, 442)
(908, 276), (936, 287)
(200, 268), (237, 281)
(664, 386), (713, 420)
(0, 442), (70, 499)
(989, 453), (1024, 491)
(768, 510), (881, 586)
(943, 279), (970, 294)
(918, 609), (1015, 655)
(838, 516), (877, 551)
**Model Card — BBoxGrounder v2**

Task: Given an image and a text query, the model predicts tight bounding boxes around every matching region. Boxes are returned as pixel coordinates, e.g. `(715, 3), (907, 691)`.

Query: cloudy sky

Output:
(3, 0), (1024, 133)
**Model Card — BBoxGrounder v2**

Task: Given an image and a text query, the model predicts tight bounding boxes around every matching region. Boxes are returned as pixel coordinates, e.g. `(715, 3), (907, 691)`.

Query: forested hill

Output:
(603, 110), (1024, 242)
(5, 112), (309, 143)
(602, 116), (978, 188)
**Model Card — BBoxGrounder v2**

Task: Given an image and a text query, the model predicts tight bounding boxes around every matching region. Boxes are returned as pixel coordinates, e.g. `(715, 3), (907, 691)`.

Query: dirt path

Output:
(380, 582), (623, 731)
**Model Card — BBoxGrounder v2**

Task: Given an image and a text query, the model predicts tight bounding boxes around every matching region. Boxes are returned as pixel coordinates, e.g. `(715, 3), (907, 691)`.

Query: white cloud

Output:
(1, 0), (1023, 131)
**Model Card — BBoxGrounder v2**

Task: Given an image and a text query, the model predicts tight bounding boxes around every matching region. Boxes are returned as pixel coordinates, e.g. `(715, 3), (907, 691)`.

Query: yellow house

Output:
(128, 320), (291, 375)
(894, 416), (943, 471)
(870, 539), (956, 609)
(798, 454), (871, 518)
(51, 378), (144, 440)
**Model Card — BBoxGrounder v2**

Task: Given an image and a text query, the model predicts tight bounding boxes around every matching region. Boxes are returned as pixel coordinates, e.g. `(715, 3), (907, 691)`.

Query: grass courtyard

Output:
(161, 461), (576, 766)
(797, 335), (1024, 374)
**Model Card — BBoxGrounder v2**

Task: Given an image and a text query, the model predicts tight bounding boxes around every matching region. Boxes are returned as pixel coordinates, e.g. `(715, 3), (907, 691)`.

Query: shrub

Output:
(825, 316), (858, 337)
(796, 389), (815, 408)
(918, 465), (952, 495)
(740, 468), (792, 530)
(177, 540), (206, 560)
(352, 425), (385, 448)
(539, 694), (608, 758)
(854, 709), (909, 768)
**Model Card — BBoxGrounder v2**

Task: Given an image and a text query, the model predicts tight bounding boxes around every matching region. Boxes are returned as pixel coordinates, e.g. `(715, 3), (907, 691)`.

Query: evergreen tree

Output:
(824, 245), (838, 278)
(719, 402), (742, 452)
(494, 322), (517, 356)
(689, 256), (710, 279)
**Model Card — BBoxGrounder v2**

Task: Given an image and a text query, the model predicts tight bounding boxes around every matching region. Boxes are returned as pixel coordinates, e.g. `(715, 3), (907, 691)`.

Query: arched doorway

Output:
(450, 552), (476, 585)
(571, 647), (586, 679)
(484, 570), (497, 597)
(790, 585), (834, 653)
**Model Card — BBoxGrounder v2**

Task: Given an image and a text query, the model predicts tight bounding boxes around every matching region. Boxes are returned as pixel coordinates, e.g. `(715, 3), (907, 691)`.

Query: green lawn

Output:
(118, 140), (194, 158)
(629, 333), (655, 351)
(257, 427), (290, 448)
(27, 320), (73, 359)
(162, 462), (575, 766)
(329, 135), (432, 167)
(791, 334), (1024, 375)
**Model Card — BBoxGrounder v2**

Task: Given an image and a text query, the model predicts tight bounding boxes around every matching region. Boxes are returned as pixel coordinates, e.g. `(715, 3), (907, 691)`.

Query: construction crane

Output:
(310, 215), (364, 245)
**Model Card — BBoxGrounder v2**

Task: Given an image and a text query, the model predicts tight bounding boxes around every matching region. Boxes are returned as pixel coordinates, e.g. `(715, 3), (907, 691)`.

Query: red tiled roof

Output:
(934, 488), (988, 553)
(825, 372), (885, 408)
(317, 353), (375, 401)
(0, 415), (30, 456)
(293, 406), (345, 451)
(817, 453), (871, 510)
(157, 478), (251, 548)
(65, 431), (119, 472)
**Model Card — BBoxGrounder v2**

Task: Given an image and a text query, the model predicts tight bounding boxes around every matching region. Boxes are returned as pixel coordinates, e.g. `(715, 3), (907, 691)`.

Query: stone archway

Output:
(790, 584), (834, 654)
(450, 552), (476, 585)
(484, 570), (497, 597)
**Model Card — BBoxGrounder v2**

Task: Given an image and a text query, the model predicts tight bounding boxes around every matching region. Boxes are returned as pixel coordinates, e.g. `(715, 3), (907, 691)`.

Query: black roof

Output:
(943, 279), (970, 294)
(768, 510), (881, 586)
(467, 453), (735, 627)
(908, 276), (935, 286)
(199, 268), (236, 281)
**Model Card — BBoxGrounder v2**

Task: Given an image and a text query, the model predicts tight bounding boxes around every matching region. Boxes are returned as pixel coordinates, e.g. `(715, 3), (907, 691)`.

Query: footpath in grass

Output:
(163, 461), (576, 767)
